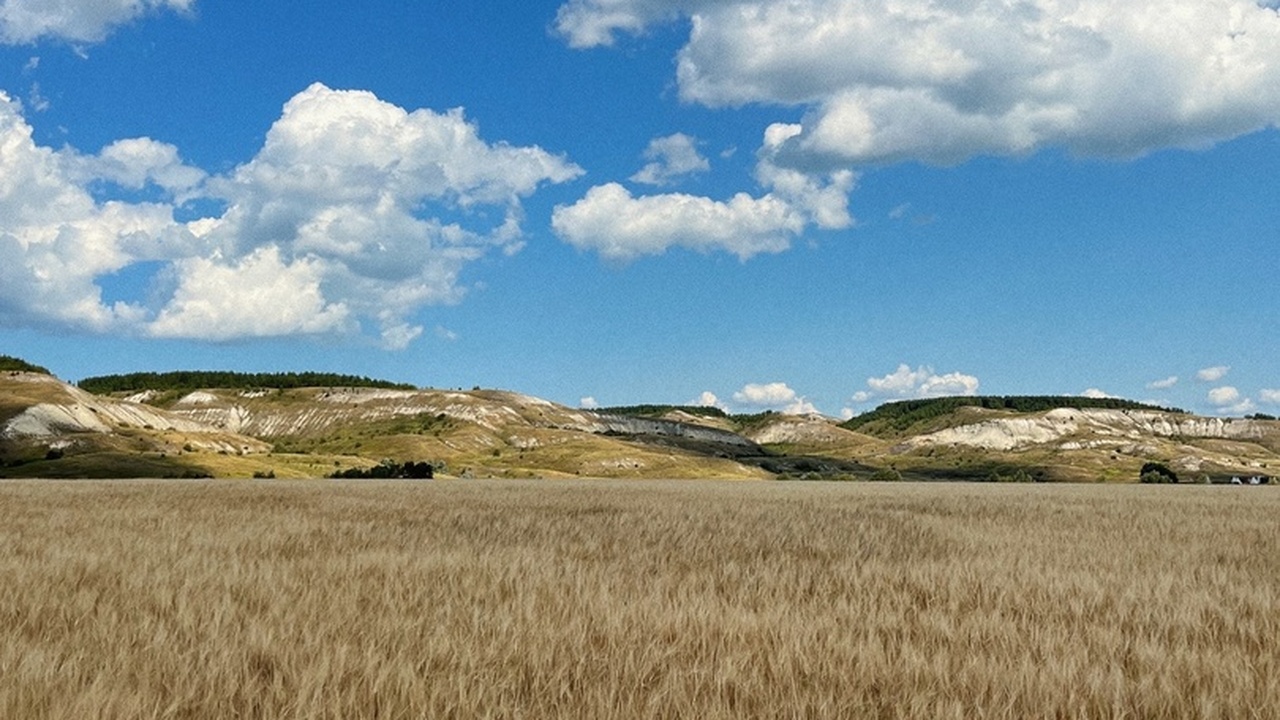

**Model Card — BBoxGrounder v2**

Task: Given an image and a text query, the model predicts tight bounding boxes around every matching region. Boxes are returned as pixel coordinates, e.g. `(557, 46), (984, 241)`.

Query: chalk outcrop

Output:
(4, 373), (221, 438)
(1, 372), (270, 455)
(902, 408), (1266, 452)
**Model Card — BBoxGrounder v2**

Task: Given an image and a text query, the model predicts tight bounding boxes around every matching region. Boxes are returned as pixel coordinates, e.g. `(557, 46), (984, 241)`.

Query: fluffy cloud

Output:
(1197, 365), (1231, 382)
(0, 91), (181, 332)
(558, 0), (1280, 167)
(147, 247), (350, 341)
(1147, 376), (1179, 390)
(552, 147), (853, 261)
(579, 396), (600, 409)
(630, 133), (710, 186)
(556, 0), (675, 49)
(1081, 388), (1116, 399)
(1207, 386), (1256, 415)
(732, 382), (819, 415)
(1209, 386), (1241, 406)
(182, 83), (582, 346)
(0, 0), (193, 44)
(734, 382), (798, 406)
(0, 84), (582, 347)
(1260, 389), (1280, 405)
(853, 364), (980, 403)
(70, 137), (206, 195)
(552, 182), (803, 261)
(690, 391), (723, 409)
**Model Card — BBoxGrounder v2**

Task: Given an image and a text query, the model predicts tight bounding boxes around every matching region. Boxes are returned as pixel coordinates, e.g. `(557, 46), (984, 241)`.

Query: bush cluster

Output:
(1139, 462), (1179, 484)
(330, 460), (434, 479)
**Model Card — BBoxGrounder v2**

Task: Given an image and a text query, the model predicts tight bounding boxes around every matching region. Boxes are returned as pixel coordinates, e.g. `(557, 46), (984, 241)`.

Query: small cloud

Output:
(858, 364), (980, 402)
(27, 82), (48, 112)
(839, 407), (856, 421)
(379, 323), (423, 351)
(732, 382), (819, 415)
(434, 325), (459, 342)
(1081, 388), (1115, 399)
(1206, 386), (1255, 415)
(1208, 386), (1240, 406)
(71, 136), (205, 194)
(630, 133), (710, 186)
(888, 203), (910, 220)
(790, 401), (821, 415)
(690, 390), (722, 408)
(1260, 389), (1280, 406)
(1197, 365), (1230, 382)
(1, 0), (194, 45)
(552, 182), (805, 262)
(579, 396), (599, 409)
(23, 56), (38, 72)
(1147, 376), (1179, 390)
(734, 382), (798, 407)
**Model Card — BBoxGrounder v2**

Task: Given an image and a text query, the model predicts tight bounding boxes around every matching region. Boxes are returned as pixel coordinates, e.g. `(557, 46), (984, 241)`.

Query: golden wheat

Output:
(1, 480), (1277, 718)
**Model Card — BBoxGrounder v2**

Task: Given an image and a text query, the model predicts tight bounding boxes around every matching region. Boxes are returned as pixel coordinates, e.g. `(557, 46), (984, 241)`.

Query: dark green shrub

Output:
(1139, 462), (1179, 484)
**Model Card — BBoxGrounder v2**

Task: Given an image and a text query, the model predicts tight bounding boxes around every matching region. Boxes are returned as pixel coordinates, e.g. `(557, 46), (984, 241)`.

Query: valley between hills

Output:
(2, 363), (1278, 483)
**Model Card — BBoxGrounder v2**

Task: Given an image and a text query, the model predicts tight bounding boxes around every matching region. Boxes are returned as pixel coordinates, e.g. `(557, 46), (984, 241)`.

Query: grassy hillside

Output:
(6, 363), (1276, 481)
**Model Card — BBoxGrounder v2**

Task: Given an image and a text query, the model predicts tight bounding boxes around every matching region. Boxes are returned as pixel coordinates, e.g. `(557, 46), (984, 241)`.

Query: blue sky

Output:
(0, 0), (1277, 418)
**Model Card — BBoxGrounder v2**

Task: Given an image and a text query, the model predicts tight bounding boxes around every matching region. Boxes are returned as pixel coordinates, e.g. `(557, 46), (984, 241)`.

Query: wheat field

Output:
(1, 479), (1277, 718)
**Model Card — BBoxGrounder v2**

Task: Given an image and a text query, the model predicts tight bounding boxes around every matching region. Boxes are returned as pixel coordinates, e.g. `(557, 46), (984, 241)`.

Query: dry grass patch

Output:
(1, 480), (1278, 718)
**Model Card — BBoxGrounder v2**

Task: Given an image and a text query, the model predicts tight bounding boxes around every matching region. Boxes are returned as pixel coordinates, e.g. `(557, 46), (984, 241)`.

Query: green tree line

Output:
(78, 371), (417, 395)
(0, 355), (51, 375)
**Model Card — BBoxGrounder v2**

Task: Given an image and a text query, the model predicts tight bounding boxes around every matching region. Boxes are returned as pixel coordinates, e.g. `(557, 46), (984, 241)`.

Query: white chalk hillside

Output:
(1, 372), (267, 453)
(164, 386), (609, 437)
(900, 408), (1267, 452)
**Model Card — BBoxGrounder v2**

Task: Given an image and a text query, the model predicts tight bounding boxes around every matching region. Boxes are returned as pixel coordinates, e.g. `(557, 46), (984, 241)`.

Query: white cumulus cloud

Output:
(148, 246), (351, 341)
(1207, 386), (1255, 415)
(734, 382), (799, 406)
(552, 182), (803, 261)
(0, 0), (193, 44)
(558, 0), (1280, 168)
(1147, 376), (1179, 390)
(186, 83), (583, 346)
(0, 84), (582, 347)
(1260, 389), (1280, 405)
(68, 137), (206, 195)
(1208, 386), (1241, 406)
(690, 391), (723, 409)
(854, 364), (980, 403)
(630, 133), (710, 186)
(1197, 365), (1231, 382)
(0, 91), (182, 332)
(732, 382), (819, 415)
(552, 153), (853, 262)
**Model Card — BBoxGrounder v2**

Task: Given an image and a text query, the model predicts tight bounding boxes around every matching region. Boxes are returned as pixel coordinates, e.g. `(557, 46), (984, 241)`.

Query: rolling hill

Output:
(2, 365), (1277, 482)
